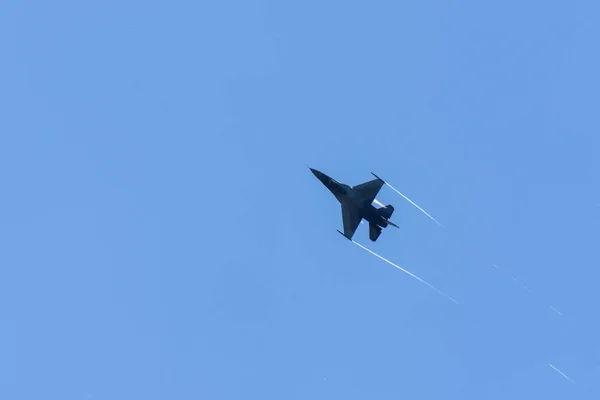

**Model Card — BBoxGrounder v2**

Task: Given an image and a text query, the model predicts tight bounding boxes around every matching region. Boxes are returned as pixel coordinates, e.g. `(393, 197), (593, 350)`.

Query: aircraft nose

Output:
(309, 167), (330, 186)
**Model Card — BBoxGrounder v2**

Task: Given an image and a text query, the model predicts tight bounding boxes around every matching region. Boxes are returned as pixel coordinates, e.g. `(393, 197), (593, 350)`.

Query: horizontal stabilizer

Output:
(369, 223), (382, 242)
(377, 204), (394, 219)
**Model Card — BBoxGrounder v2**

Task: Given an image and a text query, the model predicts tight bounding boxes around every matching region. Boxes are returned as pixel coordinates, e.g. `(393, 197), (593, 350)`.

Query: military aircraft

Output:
(310, 168), (398, 242)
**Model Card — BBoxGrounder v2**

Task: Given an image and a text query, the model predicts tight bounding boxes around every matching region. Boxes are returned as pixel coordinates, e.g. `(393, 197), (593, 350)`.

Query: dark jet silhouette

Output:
(310, 168), (398, 241)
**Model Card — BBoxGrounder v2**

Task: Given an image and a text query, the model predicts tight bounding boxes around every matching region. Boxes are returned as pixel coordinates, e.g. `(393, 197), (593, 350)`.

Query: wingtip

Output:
(337, 230), (351, 240)
(371, 172), (384, 183)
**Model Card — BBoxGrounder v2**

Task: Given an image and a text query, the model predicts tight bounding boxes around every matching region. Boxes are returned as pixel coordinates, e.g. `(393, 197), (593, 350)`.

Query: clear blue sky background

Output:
(1, 1), (599, 399)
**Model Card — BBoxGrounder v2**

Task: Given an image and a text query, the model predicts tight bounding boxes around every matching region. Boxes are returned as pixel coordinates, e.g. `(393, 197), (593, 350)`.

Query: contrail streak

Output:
(549, 306), (563, 316)
(373, 199), (385, 207)
(384, 182), (444, 227)
(351, 240), (458, 304)
(491, 264), (564, 317)
(549, 363), (576, 384)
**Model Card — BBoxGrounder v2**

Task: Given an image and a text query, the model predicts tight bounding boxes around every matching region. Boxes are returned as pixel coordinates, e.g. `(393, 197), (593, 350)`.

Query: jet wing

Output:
(341, 204), (362, 240)
(353, 178), (385, 205)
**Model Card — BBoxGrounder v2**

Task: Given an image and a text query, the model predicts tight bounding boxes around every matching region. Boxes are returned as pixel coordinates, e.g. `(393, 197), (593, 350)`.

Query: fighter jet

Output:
(310, 168), (399, 241)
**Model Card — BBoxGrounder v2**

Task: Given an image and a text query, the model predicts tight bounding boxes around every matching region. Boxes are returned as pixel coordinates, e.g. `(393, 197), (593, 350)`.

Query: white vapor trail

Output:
(549, 306), (563, 316)
(549, 363), (576, 384)
(373, 199), (385, 207)
(491, 264), (564, 317)
(351, 240), (459, 304)
(384, 182), (444, 227)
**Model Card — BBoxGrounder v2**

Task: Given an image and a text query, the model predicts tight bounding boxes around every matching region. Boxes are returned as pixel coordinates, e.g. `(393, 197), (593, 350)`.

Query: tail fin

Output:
(369, 223), (382, 242)
(377, 205), (394, 219)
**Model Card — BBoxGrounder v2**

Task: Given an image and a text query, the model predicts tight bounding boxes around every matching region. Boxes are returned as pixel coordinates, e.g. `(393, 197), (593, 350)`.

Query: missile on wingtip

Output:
(371, 172), (385, 183)
(337, 230), (352, 240)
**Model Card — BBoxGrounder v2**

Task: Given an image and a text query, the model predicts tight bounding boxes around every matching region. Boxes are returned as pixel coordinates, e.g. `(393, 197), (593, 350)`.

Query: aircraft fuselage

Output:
(310, 168), (392, 228)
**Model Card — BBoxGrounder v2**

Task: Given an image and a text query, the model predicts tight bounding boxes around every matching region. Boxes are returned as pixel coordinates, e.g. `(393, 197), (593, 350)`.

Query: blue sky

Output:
(1, 0), (599, 399)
